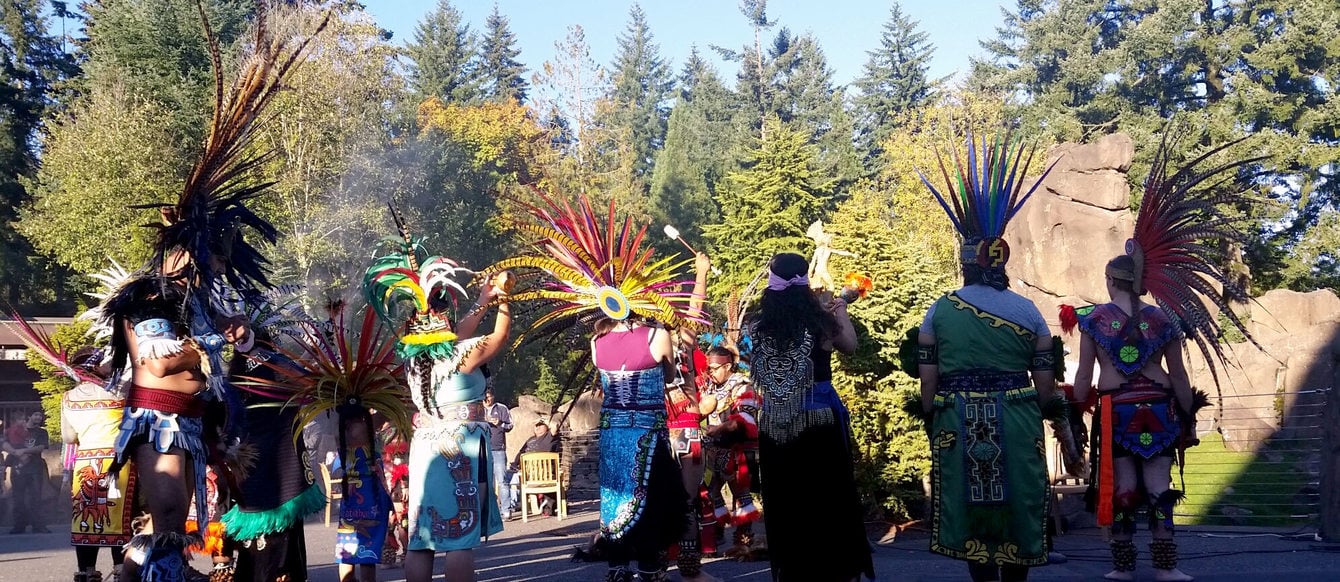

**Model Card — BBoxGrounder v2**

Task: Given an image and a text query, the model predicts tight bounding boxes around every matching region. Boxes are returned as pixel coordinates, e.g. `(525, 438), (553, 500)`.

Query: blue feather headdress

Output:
(917, 129), (1057, 288)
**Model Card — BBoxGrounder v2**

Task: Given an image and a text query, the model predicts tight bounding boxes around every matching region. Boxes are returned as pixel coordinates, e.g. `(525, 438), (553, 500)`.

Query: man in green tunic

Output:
(915, 132), (1057, 582)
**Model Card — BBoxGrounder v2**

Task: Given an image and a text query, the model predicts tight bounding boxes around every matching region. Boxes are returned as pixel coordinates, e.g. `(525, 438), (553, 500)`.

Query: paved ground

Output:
(3, 500), (1339, 581)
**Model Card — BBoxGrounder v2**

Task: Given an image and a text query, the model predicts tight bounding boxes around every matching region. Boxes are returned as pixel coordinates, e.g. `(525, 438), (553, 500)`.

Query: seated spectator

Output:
(505, 419), (560, 518)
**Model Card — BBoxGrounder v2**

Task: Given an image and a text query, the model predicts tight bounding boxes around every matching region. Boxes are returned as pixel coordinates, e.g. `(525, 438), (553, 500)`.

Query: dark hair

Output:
(750, 253), (836, 347)
(705, 346), (736, 360)
(592, 315), (656, 339)
(1106, 255), (1143, 342)
(961, 263), (1010, 289)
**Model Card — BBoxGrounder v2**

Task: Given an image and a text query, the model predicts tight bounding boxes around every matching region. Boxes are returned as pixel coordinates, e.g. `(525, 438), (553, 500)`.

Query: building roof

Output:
(0, 317), (75, 359)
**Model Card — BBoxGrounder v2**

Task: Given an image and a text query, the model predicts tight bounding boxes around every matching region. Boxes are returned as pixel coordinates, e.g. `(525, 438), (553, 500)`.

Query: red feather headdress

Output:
(1122, 128), (1268, 387)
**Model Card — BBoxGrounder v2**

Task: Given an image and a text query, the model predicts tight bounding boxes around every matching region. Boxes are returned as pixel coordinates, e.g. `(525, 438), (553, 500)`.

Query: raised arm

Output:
(679, 253), (711, 348)
(459, 279), (512, 373)
(829, 297), (858, 354)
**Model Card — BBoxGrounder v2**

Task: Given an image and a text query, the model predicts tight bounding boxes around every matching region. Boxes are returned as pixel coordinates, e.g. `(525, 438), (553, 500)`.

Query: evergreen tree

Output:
(79, 0), (254, 147)
(595, 3), (673, 183)
(477, 3), (527, 103)
(648, 48), (736, 248)
(405, 0), (479, 103)
(771, 33), (862, 195)
(971, 0), (1340, 294)
(853, 2), (941, 161)
(704, 117), (826, 295)
(0, 0), (79, 313)
(711, 0), (777, 135)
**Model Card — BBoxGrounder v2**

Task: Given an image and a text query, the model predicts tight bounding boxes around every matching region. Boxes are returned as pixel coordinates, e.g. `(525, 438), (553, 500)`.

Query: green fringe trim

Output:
(220, 483), (326, 541)
(395, 340), (455, 360)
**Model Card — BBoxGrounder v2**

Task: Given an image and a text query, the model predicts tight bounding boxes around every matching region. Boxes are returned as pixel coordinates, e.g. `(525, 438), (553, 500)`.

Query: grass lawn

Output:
(1176, 432), (1317, 527)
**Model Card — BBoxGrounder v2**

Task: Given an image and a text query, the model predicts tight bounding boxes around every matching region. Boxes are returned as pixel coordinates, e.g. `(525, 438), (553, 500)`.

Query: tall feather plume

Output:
(917, 128), (1057, 242)
(144, 3), (331, 303)
(1129, 126), (1269, 392)
(2, 309), (102, 385)
(476, 187), (710, 349)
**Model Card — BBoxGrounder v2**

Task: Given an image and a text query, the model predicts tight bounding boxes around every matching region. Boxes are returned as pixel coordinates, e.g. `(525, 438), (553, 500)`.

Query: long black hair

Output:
(750, 253), (837, 347)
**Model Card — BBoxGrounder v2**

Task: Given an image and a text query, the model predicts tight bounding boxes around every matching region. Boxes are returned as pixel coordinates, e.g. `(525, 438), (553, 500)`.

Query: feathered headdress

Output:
(477, 189), (709, 343)
(918, 129), (1056, 289)
(1106, 129), (1266, 386)
(235, 305), (411, 443)
(363, 205), (473, 360)
(78, 260), (134, 343)
(136, 5), (330, 301)
(1, 312), (103, 385)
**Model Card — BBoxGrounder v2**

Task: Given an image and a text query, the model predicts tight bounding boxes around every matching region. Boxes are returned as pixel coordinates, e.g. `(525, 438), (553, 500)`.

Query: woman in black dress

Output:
(749, 252), (873, 582)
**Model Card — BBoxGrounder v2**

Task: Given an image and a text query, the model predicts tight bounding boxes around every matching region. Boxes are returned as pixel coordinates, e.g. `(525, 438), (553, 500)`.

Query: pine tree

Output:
(853, 2), (942, 161)
(477, 3), (528, 103)
(647, 49), (736, 255)
(710, 0), (777, 136)
(79, 0), (255, 146)
(405, 0), (479, 103)
(595, 4), (673, 183)
(971, 0), (1340, 293)
(704, 117), (827, 295)
(0, 0), (79, 313)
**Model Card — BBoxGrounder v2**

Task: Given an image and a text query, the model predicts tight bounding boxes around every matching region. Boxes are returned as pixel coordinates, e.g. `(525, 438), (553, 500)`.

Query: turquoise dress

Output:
(406, 337), (502, 551)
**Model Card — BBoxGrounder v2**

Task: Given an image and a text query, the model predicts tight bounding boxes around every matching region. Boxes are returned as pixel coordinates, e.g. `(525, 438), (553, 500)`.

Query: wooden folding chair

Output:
(320, 462), (343, 527)
(518, 452), (566, 522)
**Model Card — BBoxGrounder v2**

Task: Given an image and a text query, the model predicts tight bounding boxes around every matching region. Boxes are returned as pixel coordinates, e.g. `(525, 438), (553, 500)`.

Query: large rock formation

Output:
(1005, 133), (1135, 323)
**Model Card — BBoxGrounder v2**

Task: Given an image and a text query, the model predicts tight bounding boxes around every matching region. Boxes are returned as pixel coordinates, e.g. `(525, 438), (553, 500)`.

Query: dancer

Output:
(240, 298), (411, 582)
(1064, 131), (1263, 582)
(2, 314), (131, 581)
(364, 209), (512, 582)
(478, 193), (710, 582)
(663, 254), (721, 582)
(700, 347), (761, 559)
(334, 405), (391, 582)
(94, 9), (324, 580)
(222, 320), (325, 582)
(750, 252), (873, 582)
(62, 349), (131, 582)
(916, 132), (1056, 582)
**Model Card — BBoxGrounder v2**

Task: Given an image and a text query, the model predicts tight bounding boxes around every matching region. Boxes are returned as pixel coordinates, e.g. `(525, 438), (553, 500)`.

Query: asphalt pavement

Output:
(2, 500), (1338, 581)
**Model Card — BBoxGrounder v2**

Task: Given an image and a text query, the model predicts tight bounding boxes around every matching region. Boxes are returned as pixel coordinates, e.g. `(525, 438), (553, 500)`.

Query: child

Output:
(380, 433), (410, 569)
(335, 407), (392, 582)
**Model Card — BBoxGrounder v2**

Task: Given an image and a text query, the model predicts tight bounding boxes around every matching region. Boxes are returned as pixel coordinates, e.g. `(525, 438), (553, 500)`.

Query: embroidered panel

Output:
(962, 393), (1007, 505)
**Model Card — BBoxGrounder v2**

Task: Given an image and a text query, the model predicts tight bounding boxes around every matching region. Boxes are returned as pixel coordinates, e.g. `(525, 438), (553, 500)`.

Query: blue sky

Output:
(365, 1), (1009, 89)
